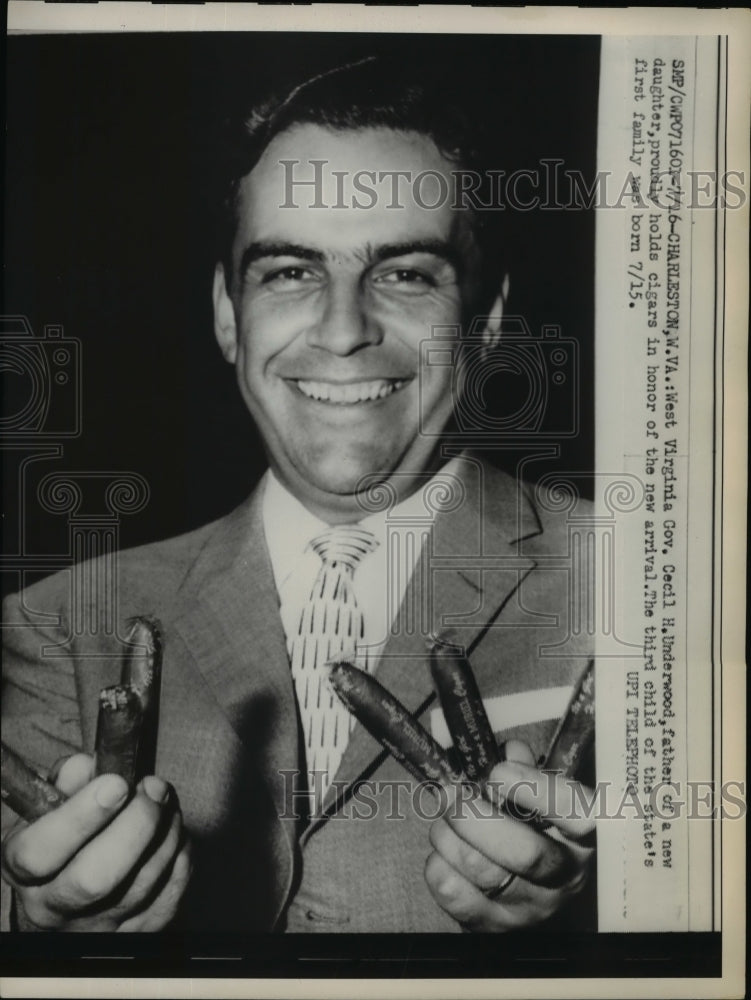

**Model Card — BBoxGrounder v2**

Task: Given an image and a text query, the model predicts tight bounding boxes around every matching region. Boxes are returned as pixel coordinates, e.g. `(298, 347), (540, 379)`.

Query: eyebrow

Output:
(238, 238), (462, 279)
(239, 241), (325, 277)
(369, 240), (463, 275)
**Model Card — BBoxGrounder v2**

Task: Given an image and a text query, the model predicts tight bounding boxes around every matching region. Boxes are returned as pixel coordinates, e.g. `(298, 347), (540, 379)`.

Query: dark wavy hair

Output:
(216, 55), (506, 310)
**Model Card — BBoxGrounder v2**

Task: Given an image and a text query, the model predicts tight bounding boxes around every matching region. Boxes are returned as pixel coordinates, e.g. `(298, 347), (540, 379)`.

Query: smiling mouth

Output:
(293, 378), (411, 404)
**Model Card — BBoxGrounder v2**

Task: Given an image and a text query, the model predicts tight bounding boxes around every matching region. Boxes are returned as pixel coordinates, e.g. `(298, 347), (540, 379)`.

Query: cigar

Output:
(542, 659), (595, 777)
(327, 660), (463, 787)
(0, 741), (67, 821)
(94, 685), (144, 786)
(120, 616), (162, 776)
(429, 638), (502, 787)
(121, 615), (162, 716)
(429, 648), (595, 833)
(493, 660), (596, 834)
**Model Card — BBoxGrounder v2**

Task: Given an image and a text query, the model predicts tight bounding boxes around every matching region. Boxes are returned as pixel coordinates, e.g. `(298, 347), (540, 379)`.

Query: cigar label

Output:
(327, 660), (463, 787)
(542, 659), (595, 777)
(0, 741), (67, 821)
(429, 637), (502, 785)
(94, 685), (144, 786)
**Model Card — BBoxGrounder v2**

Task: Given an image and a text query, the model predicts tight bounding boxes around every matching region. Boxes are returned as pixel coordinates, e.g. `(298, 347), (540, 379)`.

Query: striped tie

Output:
(288, 525), (378, 803)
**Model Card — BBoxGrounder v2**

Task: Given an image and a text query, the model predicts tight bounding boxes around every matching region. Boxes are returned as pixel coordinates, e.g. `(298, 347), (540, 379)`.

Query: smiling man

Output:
(1, 58), (596, 934)
(213, 122), (485, 519)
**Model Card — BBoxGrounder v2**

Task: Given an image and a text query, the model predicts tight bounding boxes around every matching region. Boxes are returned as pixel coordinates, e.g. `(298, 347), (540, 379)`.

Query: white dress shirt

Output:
(261, 457), (463, 670)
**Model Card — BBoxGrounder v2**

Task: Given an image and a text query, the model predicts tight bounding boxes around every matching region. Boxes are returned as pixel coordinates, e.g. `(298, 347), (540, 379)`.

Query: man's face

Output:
(214, 124), (500, 520)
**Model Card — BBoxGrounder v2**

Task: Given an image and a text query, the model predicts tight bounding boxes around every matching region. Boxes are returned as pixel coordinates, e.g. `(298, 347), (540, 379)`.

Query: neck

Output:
(270, 451), (454, 525)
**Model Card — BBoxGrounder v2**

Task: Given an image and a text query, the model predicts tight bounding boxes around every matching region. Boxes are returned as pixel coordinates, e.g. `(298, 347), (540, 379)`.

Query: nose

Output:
(306, 278), (382, 355)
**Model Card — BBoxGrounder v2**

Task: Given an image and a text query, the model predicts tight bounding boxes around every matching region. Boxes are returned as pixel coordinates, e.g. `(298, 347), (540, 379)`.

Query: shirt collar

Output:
(262, 471), (328, 593)
(261, 456), (464, 590)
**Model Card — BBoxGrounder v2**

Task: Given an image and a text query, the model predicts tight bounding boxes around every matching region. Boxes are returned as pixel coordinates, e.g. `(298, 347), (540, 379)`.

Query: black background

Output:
(4, 32), (598, 598)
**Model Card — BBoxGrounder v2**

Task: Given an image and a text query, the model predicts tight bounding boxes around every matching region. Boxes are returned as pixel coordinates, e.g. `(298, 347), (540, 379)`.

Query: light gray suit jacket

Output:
(2, 454), (595, 932)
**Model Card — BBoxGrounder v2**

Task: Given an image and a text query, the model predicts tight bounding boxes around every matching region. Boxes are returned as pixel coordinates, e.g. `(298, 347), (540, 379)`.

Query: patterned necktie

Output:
(287, 525), (379, 803)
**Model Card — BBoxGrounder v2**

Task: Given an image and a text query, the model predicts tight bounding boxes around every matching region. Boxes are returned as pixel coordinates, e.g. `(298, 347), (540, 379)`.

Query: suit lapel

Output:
(314, 456), (541, 821)
(169, 486), (300, 855)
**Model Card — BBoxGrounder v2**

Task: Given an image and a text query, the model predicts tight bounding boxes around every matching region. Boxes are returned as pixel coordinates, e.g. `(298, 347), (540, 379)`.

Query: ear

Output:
(480, 272), (511, 354)
(213, 263), (238, 364)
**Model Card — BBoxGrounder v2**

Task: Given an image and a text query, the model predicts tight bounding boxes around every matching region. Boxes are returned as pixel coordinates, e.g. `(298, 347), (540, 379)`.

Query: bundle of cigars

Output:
(327, 639), (595, 827)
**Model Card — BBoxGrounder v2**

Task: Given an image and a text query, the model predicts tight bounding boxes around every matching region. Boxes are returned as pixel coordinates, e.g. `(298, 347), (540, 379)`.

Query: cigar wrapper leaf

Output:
(0, 741), (67, 822)
(542, 659), (595, 776)
(94, 685), (144, 786)
(94, 615), (163, 786)
(429, 640), (502, 785)
(427, 640), (546, 829)
(119, 615), (163, 778)
(121, 615), (162, 716)
(430, 643), (594, 782)
(327, 660), (463, 788)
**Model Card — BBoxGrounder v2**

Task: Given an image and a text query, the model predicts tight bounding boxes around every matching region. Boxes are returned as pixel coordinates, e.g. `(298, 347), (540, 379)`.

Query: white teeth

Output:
(295, 379), (406, 404)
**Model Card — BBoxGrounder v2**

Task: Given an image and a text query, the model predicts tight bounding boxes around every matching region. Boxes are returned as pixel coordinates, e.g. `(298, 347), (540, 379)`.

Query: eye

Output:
(374, 268), (436, 289)
(262, 266), (317, 286)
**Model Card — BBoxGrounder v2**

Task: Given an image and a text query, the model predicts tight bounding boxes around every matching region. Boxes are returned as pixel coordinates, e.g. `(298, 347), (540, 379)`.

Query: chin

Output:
(299, 448), (400, 498)
(308, 468), (376, 498)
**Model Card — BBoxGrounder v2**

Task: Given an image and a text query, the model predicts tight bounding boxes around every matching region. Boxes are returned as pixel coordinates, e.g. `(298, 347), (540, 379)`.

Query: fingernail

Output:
(142, 775), (169, 804)
(95, 776), (129, 809)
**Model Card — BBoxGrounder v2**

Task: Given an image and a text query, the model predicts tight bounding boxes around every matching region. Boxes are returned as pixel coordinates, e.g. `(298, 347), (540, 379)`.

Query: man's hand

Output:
(1, 754), (192, 931)
(424, 741), (595, 931)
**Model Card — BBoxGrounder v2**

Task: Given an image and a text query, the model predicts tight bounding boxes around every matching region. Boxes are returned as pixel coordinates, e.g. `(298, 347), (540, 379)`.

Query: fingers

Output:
(487, 759), (597, 843)
(502, 740), (537, 766)
(110, 791), (186, 917)
(424, 850), (508, 930)
(117, 839), (193, 932)
(429, 816), (510, 894)
(424, 850), (573, 931)
(10, 775), (187, 931)
(49, 754), (95, 796)
(427, 847), (590, 931)
(444, 790), (577, 888)
(431, 811), (590, 894)
(426, 739), (595, 930)
(426, 819), (593, 931)
(45, 777), (172, 916)
(3, 773), (129, 887)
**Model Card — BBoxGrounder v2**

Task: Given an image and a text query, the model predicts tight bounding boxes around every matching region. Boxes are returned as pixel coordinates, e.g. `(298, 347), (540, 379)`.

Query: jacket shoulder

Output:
(3, 506), (243, 620)
(477, 457), (594, 537)
(527, 477), (594, 530)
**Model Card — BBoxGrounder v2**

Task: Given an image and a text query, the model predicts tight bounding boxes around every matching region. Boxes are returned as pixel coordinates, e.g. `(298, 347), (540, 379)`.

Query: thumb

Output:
(49, 753), (96, 796)
(501, 739), (537, 766)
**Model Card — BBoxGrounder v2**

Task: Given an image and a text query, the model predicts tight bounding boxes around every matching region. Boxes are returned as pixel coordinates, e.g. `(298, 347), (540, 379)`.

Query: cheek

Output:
(419, 357), (457, 415)
(369, 287), (462, 329)
(234, 308), (296, 379)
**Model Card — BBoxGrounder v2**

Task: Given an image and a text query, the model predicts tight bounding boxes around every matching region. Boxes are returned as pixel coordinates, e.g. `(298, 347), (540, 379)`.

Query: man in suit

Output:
(1, 58), (596, 933)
